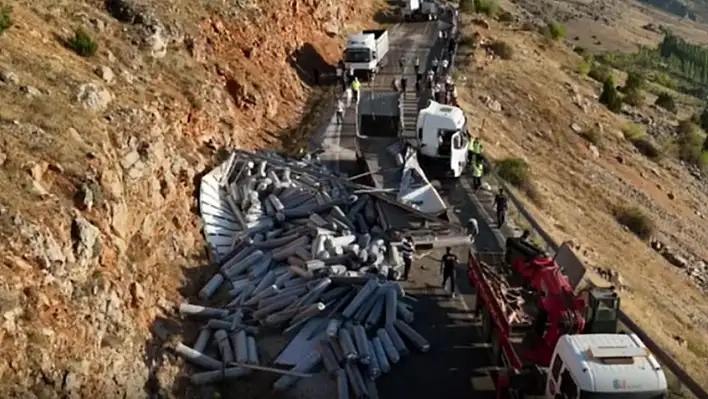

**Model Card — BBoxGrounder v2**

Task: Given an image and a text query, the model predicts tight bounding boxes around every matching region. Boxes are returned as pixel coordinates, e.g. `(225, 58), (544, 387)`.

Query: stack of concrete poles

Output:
(178, 150), (431, 397)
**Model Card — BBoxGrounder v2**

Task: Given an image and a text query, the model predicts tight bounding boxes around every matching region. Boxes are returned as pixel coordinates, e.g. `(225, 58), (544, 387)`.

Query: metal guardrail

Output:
(437, 9), (708, 398)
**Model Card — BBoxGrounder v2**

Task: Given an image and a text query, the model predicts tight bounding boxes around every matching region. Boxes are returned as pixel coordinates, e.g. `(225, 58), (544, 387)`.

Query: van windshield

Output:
(580, 390), (667, 399)
(345, 49), (371, 63)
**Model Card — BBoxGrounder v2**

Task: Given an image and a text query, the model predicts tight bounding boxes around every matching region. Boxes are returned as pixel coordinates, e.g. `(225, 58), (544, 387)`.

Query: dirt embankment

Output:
(0, 0), (378, 396)
(456, 13), (708, 386)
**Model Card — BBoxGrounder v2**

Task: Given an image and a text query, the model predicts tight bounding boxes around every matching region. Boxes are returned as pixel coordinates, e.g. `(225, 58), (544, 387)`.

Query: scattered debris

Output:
(182, 149), (468, 394)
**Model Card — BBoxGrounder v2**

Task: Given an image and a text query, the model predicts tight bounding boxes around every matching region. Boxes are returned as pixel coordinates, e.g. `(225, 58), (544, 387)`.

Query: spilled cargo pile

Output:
(181, 149), (448, 396)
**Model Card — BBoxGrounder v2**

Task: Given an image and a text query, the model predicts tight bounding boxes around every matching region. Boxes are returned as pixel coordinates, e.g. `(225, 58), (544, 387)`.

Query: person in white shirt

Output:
(335, 100), (344, 124)
(345, 88), (352, 108)
(442, 59), (449, 69)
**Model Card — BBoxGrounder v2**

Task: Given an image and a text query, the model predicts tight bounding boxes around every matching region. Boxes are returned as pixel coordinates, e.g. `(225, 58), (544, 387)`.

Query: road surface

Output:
(309, 13), (509, 399)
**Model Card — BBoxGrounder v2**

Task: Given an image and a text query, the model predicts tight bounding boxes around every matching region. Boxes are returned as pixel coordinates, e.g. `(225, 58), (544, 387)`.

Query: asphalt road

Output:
(310, 14), (507, 399)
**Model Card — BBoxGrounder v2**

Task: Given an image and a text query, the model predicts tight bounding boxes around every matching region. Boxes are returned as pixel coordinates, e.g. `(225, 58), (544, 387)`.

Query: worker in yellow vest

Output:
(468, 137), (482, 165)
(351, 77), (361, 104)
(471, 160), (483, 190)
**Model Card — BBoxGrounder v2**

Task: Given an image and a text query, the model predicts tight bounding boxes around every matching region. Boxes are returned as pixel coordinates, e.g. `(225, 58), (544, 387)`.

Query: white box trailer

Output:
(343, 29), (389, 77)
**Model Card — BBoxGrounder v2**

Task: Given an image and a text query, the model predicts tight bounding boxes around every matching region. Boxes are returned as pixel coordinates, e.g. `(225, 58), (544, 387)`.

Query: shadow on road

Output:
(377, 264), (495, 399)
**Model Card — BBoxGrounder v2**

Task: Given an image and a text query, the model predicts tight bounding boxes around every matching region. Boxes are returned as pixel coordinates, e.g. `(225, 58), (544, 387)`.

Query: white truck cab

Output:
(546, 334), (668, 399)
(344, 29), (389, 76)
(416, 100), (468, 178)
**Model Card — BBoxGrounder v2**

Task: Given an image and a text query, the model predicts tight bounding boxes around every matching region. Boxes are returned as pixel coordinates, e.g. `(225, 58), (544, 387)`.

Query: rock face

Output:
(75, 83), (113, 112)
(0, 0), (375, 396)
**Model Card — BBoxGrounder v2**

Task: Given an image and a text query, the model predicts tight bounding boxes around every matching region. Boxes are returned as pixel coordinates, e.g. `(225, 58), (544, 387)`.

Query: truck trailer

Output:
(344, 29), (390, 78)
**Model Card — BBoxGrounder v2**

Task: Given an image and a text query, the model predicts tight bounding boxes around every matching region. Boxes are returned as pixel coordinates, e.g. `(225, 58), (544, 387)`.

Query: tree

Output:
(599, 75), (622, 113)
(699, 107), (708, 131)
(623, 71), (645, 92)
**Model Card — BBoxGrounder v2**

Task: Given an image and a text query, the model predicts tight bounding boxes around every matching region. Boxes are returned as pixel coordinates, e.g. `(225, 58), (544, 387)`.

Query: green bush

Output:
(573, 46), (587, 56)
(621, 122), (644, 140)
(496, 157), (529, 187)
(654, 92), (677, 113)
(497, 10), (514, 22)
(576, 59), (591, 76)
(474, 0), (498, 16)
(623, 89), (644, 106)
(588, 63), (610, 82)
(491, 40), (513, 60)
(544, 21), (567, 40)
(675, 121), (708, 169)
(460, 0), (475, 14)
(65, 28), (98, 57)
(630, 137), (661, 159)
(599, 75), (622, 113)
(623, 71), (645, 93)
(615, 206), (654, 240)
(0, 3), (12, 34)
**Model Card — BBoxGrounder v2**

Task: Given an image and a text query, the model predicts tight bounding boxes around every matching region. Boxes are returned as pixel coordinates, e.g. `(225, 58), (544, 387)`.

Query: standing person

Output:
(414, 57), (420, 74)
(351, 77), (361, 104)
(468, 137), (482, 164)
(336, 64), (344, 91)
(398, 56), (405, 72)
(471, 160), (483, 190)
(442, 58), (449, 72)
(401, 234), (415, 280)
(345, 86), (353, 108)
(432, 57), (439, 69)
(494, 188), (508, 228)
(335, 99), (344, 125)
(400, 76), (407, 95)
(440, 247), (458, 298)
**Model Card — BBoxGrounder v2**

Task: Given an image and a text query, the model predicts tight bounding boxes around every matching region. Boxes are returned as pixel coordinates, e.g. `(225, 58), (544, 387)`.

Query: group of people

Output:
(334, 60), (362, 125)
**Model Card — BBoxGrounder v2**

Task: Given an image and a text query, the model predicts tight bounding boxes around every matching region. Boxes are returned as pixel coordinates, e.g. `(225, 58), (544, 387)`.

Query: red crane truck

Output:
(467, 235), (669, 399)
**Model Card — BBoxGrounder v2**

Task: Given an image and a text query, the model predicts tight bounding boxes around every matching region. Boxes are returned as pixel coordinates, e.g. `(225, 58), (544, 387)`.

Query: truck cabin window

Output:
(345, 49), (371, 63)
(579, 391), (667, 399)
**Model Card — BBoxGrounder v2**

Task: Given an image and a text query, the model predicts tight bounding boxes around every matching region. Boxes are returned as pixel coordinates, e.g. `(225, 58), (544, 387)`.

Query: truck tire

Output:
(482, 307), (493, 342)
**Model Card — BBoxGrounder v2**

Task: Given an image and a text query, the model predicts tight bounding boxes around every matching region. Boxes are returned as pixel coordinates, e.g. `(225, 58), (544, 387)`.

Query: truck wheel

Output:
(482, 307), (493, 341)
(490, 332), (502, 366)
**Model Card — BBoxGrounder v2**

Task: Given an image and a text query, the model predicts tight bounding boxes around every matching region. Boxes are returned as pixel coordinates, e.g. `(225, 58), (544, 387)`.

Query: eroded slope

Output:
(0, 0), (378, 396)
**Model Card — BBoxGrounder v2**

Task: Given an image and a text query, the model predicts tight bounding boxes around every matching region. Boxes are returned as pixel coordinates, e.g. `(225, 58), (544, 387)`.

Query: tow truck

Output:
(415, 100), (468, 178)
(467, 235), (668, 399)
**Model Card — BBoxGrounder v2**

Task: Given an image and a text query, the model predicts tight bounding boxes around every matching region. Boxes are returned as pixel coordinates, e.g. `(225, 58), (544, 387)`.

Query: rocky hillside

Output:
(0, 0), (379, 396)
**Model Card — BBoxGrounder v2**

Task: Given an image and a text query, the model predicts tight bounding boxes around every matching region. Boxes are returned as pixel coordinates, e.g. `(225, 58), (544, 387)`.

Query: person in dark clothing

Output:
(400, 76), (407, 94)
(493, 188), (508, 227)
(440, 247), (458, 298)
(401, 235), (414, 280)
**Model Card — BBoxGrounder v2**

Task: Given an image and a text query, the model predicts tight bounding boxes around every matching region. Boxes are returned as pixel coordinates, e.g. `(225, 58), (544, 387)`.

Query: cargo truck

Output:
(343, 29), (390, 78)
(402, 0), (440, 21)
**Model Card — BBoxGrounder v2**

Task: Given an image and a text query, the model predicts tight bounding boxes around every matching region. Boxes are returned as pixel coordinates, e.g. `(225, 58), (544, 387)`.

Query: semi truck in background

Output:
(402, 0), (440, 21)
(343, 29), (390, 78)
(416, 100), (468, 178)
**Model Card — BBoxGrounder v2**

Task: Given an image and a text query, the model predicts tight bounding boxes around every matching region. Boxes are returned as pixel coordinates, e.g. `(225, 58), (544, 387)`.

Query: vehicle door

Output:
(450, 131), (465, 177)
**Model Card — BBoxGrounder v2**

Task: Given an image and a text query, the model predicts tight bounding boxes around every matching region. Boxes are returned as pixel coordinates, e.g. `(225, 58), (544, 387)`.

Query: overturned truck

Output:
(354, 90), (448, 216)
